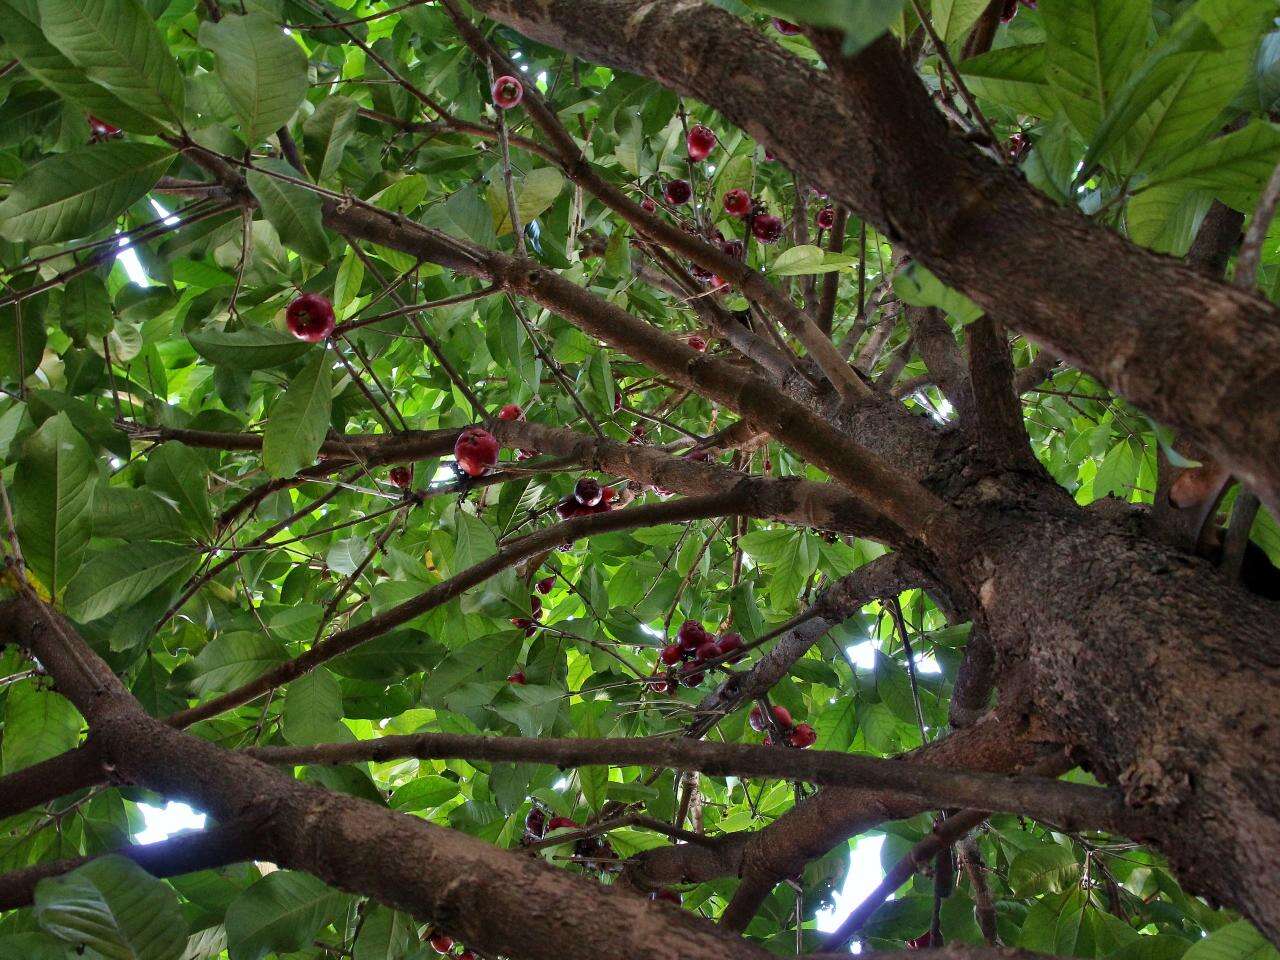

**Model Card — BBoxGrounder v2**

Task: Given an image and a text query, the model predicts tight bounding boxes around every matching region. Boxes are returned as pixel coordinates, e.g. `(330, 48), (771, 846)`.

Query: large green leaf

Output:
(223, 871), (344, 960)
(488, 167), (567, 236)
(14, 413), (95, 597)
(0, 142), (175, 244)
(39, 0), (185, 128)
(1009, 844), (1082, 897)
(64, 541), (198, 622)
(1, 679), (82, 774)
(1141, 120), (1280, 209)
(34, 855), (186, 960)
(932, 0), (990, 46)
(282, 668), (351, 745)
(0, 297), (48, 385)
(144, 443), (213, 539)
(262, 350), (333, 478)
(1040, 0), (1151, 139)
(1183, 924), (1279, 960)
(0, 0), (160, 132)
(0, 89), (62, 149)
(190, 632), (289, 696)
(199, 14), (309, 145)
(353, 905), (416, 960)
(246, 159), (330, 263)
(302, 95), (360, 184)
(188, 326), (312, 370)
(960, 44), (1059, 117)
(92, 486), (190, 542)
(754, 0), (906, 54)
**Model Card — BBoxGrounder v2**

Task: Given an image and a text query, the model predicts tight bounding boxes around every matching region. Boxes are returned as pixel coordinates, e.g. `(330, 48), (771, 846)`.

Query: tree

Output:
(0, 0), (1277, 959)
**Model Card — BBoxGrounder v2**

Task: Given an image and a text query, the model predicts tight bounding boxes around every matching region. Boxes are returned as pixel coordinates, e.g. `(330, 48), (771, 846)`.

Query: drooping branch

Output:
(245, 731), (1144, 834)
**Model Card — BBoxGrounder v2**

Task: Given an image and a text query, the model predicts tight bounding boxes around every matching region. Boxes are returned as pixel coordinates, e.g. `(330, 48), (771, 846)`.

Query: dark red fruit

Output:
(454, 427), (499, 477)
(685, 669), (705, 685)
(686, 123), (717, 161)
(721, 238), (745, 260)
(511, 617), (535, 630)
(458, 951), (477, 960)
(665, 179), (693, 205)
(652, 888), (682, 904)
(285, 293), (335, 342)
(430, 934), (454, 954)
(691, 263), (714, 283)
(751, 214), (784, 244)
(694, 639), (719, 663)
(750, 704), (793, 731)
(498, 403), (523, 421)
(492, 75), (523, 108)
(771, 704), (793, 728)
(688, 335), (706, 352)
(816, 207), (836, 230)
(1008, 131), (1031, 161)
(772, 18), (801, 34)
(764, 148), (777, 162)
(537, 575), (556, 594)
(574, 477), (603, 506)
(600, 485), (617, 504)
(556, 497), (583, 520)
(389, 466), (412, 489)
(661, 643), (684, 666)
(907, 934), (932, 950)
(678, 620), (709, 650)
(517, 448), (536, 461)
(717, 632), (745, 661)
(787, 722), (816, 748)
(641, 196), (657, 213)
(723, 189), (752, 218)
(87, 115), (123, 140)
(547, 816), (579, 830)
(525, 807), (547, 837)
(508, 670), (527, 685)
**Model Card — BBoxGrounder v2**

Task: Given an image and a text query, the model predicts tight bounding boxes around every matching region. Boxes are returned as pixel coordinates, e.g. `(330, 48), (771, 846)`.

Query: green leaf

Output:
(262, 351), (332, 478)
(327, 630), (435, 681)
(145, 443), (213, 538)
(39, 0), (185, 128)
(188, 326), (312, 370)
(64, 542), (197, 622)
(27, 389), (129, 458)
(0, 89), (61, 149)
(353, 905), (416, 960)
(0, 297), (48, 385)
(283, 668), (350, 745)
(224, 871), (344, 960)
(1009, 844), (1082, 897)
(1082, 0), (1274, 180)
(447, 506), (497, 575)
(303, 95), (360, 184)
(1183, 922), (1279, 960)
(1141, 121), (1280, 209)
(489, 167), (566, 236)
(755, 0), (906, 54)
(0, 0), (161, 133)
(0, 141), (175, 244)
(34, 855), (186, 960)
(894, 261), (983, 323)
(15, 413), (95, 597)
(1040, 0), (1151, 140)
(1125, 182), (1211, 254)
(932, 0), (990, 46)
(1, 679), (82, 774)
(960, 43), (1059, 117)
(246, 159), (330, 263)
(200, 14), (308, 145)
(190, 632), (289, 696)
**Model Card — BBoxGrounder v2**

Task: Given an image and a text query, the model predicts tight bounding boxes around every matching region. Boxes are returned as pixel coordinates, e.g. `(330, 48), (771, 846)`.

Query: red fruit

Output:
(492, 74), (524, 108)
(547, 816), (579, 831)
(694, 639), (719, 663)
(537, 575), (556, 594)
(678, 620), (708, 650)
(720, 238), (745, 260)
(717, 632), (745, 661)
(556, 497), (581, 520)
(641, 196), (657, 213)
(285, 293), (336, 342)
(574, 477), (603, 506)
(771, 705), (794, 729)
(389, 466), (412, 489)
(517, 448), (536, 461)
(1008, 131), (1031, 161)
(652, 888), (682, 904)
(525, 807), (547, 837)
(458, 951), (477, 960)
(454, 427), (499, 477)
(511, 617), (535, 630)
(816, 207), (836, 230)
(600, 485), (617, 504)
(691, 263), (714, 283)
(752, 214), (784, 244)
(665, 179), (693, 205)
(508, 670), (527, 685)
(87, 115), (123, 140)
(686, 123), (717, 161)
(498, 403), (523, 421)
(530, 595), (542, 619)
(764, 148), (777, 162)
(430, 934), (454, 954)
(772, 18), (802, 34)
(787, 722), (817, 748)
(685, 335), (707, 353)
(723, 189), (752, 218)
(907, 934), (932, 950)
(661, 644), (684, 666)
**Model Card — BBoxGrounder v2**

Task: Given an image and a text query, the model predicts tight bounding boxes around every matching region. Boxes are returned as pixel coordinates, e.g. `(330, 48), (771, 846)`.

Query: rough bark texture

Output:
(467, 0), (1280, 516)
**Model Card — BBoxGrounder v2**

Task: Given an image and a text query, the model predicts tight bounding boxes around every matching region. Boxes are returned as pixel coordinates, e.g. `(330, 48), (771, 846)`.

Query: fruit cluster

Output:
(426, 932), (475, 960)
(556, 477), (617, 518)
(510, 594), (542, 636)
(652, 620), (745, 691)
(749, 704), (816, 748)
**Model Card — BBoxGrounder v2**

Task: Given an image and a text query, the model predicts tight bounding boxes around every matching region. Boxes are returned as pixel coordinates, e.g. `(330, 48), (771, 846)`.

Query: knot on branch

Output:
(1118, 750), (1191, 809)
